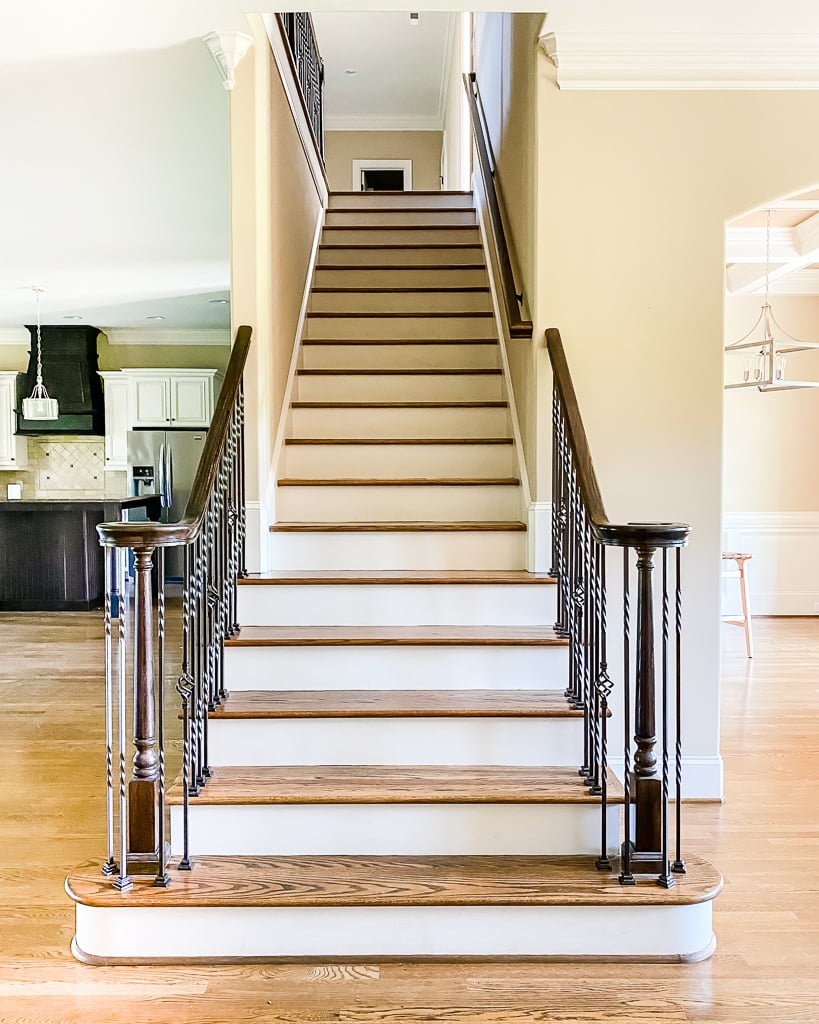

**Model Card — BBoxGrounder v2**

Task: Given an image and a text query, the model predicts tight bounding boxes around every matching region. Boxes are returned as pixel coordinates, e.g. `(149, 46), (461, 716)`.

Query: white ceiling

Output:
(312, 12), (455, 131)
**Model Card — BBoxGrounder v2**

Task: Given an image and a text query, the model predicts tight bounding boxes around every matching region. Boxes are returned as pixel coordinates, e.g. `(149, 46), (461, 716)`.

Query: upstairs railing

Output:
(463, 71), (532, 340)
(279, 13), (325, 163)
(96, 325), (252, 889)
(547, 328), (689, 886)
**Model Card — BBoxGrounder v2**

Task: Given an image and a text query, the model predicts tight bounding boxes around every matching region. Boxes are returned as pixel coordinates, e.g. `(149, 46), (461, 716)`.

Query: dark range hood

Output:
(16, 325), (105, 435)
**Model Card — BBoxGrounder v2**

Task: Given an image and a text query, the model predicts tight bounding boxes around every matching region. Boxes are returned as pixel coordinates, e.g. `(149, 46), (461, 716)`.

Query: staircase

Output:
(67, 192), (720, 964)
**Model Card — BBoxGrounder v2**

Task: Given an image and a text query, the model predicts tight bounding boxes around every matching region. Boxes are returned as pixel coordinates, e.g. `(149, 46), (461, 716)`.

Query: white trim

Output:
(435, 13), (457, 130)
(0, 328), (28, 345)
(326, 114), (443, 131)
(260, 13), (329, 207)
(528, 502), (553, 574)
(267, 204), (326, 520)
(203, 30), (253, 91)
(102, 328), (230, 347)
(244, 500), (270, 574)
(540, 31), (819, 91)
(681, 756), (724, 801)
(351, 159), (413, 192)
(723, 511), (819, 536)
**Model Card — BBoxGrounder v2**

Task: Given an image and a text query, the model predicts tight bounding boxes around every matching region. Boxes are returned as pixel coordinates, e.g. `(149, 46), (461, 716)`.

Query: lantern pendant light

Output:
(22, 287), (59, 420)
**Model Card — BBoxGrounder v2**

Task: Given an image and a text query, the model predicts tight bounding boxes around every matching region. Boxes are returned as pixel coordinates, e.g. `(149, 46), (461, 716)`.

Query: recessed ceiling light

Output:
(145, 315), (166, 320)
(344, 69), (357, 76)
(208, 298), (230, 305)
(63, 315), (83, 320)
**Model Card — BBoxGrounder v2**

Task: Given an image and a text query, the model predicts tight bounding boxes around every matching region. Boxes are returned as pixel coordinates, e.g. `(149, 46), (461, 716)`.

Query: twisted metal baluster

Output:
(193, 533), (207, 791)
(595, 549), (612, 868)
(550, 386), (560, 577)
(672, 546), (686, 874)
(658, 548), (674, 888)
(238, 384), (247, 578)
(620, 546), (635, 886)
(113, 548), (132, 891)
(102, 551), (117, 876)
(176, 543), (195, 871)
(587, 539), (603, 796)
(154, 548), (170, 887)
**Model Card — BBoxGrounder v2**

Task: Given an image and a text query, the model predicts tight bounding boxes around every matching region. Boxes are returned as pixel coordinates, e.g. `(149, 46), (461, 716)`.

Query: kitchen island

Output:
(0, 496), (161, 611)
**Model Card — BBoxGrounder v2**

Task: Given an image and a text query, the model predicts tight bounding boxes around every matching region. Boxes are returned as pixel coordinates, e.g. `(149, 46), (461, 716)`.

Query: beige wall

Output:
(325, 131), (443, 192)
(724, 294), (819, 513)
(0, 337), (229, 374)
(441, 15), (470, 192)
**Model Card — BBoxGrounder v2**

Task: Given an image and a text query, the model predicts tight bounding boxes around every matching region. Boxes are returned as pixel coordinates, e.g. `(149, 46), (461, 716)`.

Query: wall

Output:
(440, 14), (471, 192)
(0, 335), (230, 374)
(230, 16), (325, 569)
(324, 131), (443, 191)
(723, 293), (819, 613)
(533, 63), (819, 795)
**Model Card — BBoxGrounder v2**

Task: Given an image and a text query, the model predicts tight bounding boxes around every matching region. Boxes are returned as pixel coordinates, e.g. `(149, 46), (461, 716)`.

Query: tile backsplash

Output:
(0, 436), (125, 500)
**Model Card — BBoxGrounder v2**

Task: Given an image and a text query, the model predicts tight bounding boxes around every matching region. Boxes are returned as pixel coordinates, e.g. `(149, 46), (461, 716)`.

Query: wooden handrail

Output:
(97, 325), (252, 550)
(546, 327), (689, 549)
(463, 72), (532, 340)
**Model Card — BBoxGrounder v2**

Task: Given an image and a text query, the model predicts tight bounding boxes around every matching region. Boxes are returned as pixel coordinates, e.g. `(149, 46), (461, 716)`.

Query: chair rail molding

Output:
(203, 31), (254, 91)
(539, 32), (819, 90)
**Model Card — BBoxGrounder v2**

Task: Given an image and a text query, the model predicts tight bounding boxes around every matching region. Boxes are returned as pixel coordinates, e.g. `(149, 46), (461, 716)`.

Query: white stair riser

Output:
(276, 483), (522, 523)
(170, 803), (618, 857)
(295, 373), (503, 402)
(322, 228), (480, 245)
(303, 315), (495, 340)
(300, 342), (500, 370)
(281, 442), (516, 479)
(224, 644), (566, 690)
(318, 246), (486, 267)
(207, 717), (584, 768)
(288, 406), (510, 439)
(237, 582), (554, 626)
(267, 529), (526, 570)
(329, 193), (474, 210)
(314, 267), (489, 289)
(74, 902), (714, 961)
(309, 291), (492, 314)
(237, 582), (556, 626)
(324, 209), (477, 227)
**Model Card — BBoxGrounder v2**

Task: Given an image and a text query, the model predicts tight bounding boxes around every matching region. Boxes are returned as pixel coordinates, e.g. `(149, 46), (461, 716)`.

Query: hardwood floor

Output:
(0, 611), (817, 1021)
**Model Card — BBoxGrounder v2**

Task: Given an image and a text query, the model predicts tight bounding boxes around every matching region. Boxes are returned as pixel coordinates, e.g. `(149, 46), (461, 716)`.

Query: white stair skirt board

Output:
(237, 582), (556, 627)
(223, 644), (567, 690)
(280, 442), (517, 479)
(288, 406), (510, 439)
(73, 901), (715, 962)
(276, 483), (522, 523)
(207, 717), (584, 768)
(321, 228), (480, 246)
(308, 291), (493, 315)
(294, 372), (504, 402)
(303, 316), (493, 342)
(317, 247), (487, 268)
(266, 528), (526, 571)
(299, 342), (501, 371)
(169, 803), (620, 857)
(313, 267), (490, 288)
(323, 210), (478, 228)
(328, 192), (475, 210)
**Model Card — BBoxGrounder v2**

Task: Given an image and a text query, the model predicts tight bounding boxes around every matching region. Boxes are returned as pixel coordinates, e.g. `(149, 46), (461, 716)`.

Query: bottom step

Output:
(67, 854), (721, 963)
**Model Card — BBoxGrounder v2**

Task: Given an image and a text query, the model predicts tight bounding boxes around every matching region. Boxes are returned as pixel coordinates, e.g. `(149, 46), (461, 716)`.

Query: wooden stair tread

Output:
(212, 689), (578, 719)
(66, 853), (721, 909)
(276, 478), (520, 487)
(301, 339), (498, 345)
(290, 401), (507, 409)
(269, 521), (528, 533)
(166, 765), (621, 806)
(238, 570), (554, 585)
(296, 368), (502, 375)
(310, 286), (490, 294)
(326, 206), (475, 214)
(225, 625), (564, 647)
(319, 243), (483, 250)
(330, 189), (473, 195)
(283, 438), (514, 445)
(306, 311), (494, 319)
(322, 225), (479, 232)
(315, 263), (487, 271)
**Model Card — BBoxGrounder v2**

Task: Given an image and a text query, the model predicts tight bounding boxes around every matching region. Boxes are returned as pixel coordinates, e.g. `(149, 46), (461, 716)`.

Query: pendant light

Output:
(22, 287), (59, 420)
(725, 209), (819, 392)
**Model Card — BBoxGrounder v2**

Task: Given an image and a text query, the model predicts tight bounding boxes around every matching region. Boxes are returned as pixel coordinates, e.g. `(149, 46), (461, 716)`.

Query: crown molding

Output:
(539, 32), (819, 90)
(325, 115), (444, 132)
(0, 328), (29, 345)
(101, 328), (231, 346)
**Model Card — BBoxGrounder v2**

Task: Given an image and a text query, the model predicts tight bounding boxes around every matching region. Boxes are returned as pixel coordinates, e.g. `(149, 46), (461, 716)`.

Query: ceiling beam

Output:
(727, 211), (819, 293)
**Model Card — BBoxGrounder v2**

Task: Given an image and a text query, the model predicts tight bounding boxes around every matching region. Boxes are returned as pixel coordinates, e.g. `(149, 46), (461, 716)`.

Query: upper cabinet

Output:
(0, 373), (27, 470)
(99, 372), (130, 471)
(125, 370), (221, 429)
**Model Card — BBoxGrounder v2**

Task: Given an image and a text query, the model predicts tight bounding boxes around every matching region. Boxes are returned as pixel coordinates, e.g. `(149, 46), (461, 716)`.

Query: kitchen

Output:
(0, 321), (229, 610)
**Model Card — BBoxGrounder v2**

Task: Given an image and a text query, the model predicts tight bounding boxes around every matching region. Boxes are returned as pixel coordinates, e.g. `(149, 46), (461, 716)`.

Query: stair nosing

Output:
(238, 570), (555, 585)
(310, 286), (490, 294)
(296, 368), (502, 376)
(225, 625), (563, 647)
(276, 478), (520, 487)
(290, 401), (507, 408)
(269, 521), (527, 533)
(283, 438), (514, 445)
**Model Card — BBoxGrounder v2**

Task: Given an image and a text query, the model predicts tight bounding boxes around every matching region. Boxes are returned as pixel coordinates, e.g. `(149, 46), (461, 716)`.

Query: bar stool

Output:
(722, 551), (753, 658)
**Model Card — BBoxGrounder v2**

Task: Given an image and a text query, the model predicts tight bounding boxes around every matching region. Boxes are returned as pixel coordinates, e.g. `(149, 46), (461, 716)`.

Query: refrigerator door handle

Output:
(158, 442), (168, 508)
(165, 443), (174, 512)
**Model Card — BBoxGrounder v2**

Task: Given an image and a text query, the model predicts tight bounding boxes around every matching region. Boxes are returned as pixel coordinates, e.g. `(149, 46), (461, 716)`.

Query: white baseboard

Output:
(681, 756), (724, 801)
(528, 501), (553, 573)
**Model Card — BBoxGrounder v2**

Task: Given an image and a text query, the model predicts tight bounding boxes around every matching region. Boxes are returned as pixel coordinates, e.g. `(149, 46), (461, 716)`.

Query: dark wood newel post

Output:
(130, 546), (159, 863)
(633, 543), (661, 863)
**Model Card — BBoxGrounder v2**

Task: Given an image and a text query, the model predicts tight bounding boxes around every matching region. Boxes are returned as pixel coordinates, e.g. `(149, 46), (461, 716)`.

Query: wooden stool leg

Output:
(738, 562), (753, 659)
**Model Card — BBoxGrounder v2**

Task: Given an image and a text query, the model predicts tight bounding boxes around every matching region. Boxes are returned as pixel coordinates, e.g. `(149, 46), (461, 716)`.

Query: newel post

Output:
(631, 543), (662, 867)
(129, 546), (160, 865)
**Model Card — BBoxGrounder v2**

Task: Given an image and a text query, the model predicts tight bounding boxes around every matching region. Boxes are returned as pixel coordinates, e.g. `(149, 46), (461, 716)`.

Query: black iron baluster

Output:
(550, 386), (559, 578)
(595, 549), (612, 868)
(176, 543), (194, 871)
(620, 546), (634, 885)
(102, 551), (117, 876)
(113, 548), (132, 891)
(193, 533), (207, 791)
(658, 548), (674, 888)
(672, 546), (686, 874)
(587, 538), (602, 796)
(154, 548), (170, 887)
(238, 384), (247, 578)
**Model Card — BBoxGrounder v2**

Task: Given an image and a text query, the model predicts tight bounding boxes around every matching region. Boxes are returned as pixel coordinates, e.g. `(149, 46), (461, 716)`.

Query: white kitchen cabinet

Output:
(99, 372), (129, 470)
(125, 370), (220, 428)
(0, 373), (27, 470)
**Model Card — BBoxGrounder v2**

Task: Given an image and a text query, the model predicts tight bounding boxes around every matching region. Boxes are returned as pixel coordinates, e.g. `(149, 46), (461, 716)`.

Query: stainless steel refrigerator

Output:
(127, 428), (207, 581)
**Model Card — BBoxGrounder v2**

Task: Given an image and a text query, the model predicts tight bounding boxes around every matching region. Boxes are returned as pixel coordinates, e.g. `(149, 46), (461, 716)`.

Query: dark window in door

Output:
(362, 168), (405, 191)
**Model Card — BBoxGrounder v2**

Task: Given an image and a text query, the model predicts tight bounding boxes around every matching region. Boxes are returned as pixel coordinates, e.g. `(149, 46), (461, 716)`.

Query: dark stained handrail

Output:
(463, 71), (533, 340)
(546, 327), (689, 550)
(97, 325), (252, 550)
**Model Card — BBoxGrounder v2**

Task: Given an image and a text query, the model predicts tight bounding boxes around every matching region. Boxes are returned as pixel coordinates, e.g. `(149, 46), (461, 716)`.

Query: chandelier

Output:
(22, 287), (59, 420)
(725, 209), (819, 392)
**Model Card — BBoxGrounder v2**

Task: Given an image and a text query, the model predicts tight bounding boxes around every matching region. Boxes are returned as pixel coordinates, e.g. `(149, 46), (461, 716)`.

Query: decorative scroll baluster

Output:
(587, 538), (602, 797)
(176, 544), (194, 871)
(280, 13), (325, 162)
(658, 549), (674, 889)
(673, 546), (686, 874)
(102, 554), (117, 876)
(114, 553), (132, 891)
(154, 549), (170, 888)
(595, 550), (612, 869)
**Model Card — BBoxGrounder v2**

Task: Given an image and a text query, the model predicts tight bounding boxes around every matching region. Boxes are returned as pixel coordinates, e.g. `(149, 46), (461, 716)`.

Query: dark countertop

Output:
(0, 495), (161, 510)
